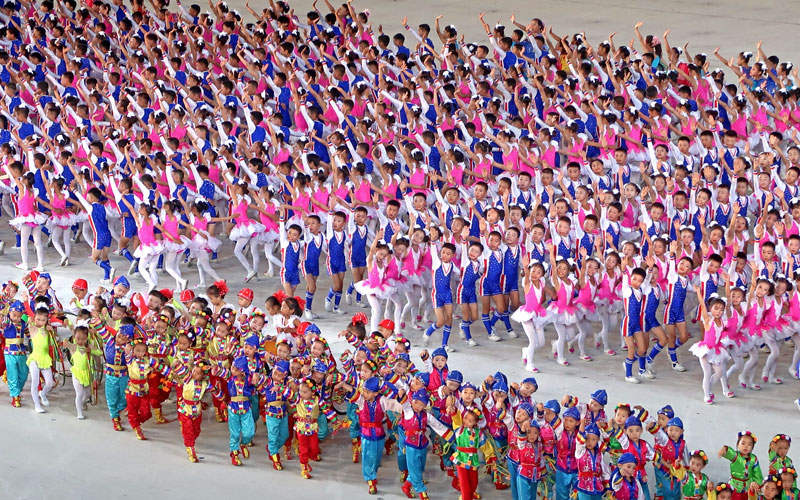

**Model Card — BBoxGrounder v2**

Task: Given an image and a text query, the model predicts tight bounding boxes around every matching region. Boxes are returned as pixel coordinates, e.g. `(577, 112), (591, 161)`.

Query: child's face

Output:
(244, 344), (256, 357)
(519, 382), (536, 397)
(615, 408), (631, 425)
(287, 227), (301, 242)
(462, 411), (478, 428)
(585, 434), (599, 449)
(773, 439), (790, 457)
(738, 436), (755, 455)
(248, 316), (265, 332)
(191, 366), (205, 381)
(527, 427), (541, 442)
(620, 462), (636, 477)
(461, 387), (476, 404)
(299, 383), (313, 400)
(177, 336), (190, 350)
(133, 343), (147, 358)
(780, 472), (794, 490)
(564, 416), (578, 431)
(74, 331), (88, 346)
(34, 313), (49, 327)
(446, 380), (460, 392)
(762, 482), (779, 499)
(667, 425), (683, 442)
(689, 456), (705, 474)
(626, 426), (643, 441)
(718, 491), (732, 500)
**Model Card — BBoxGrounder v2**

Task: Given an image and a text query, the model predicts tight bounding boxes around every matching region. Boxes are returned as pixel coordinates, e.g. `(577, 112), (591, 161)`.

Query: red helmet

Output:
(72, 279), (88, 290)
(238, 288), (254, 301)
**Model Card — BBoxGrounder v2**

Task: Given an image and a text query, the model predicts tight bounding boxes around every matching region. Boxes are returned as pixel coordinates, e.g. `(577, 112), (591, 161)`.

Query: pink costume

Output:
(547, 278), (578, 325)
(133, 215), (163, 259)
(511, 278), (550, 327)
(689, 320), (730, 364)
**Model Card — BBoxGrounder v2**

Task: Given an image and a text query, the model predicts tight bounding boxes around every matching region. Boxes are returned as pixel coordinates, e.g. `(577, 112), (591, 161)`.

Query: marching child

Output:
(178, 362), (212, 463)
(719, 431), (764, 500)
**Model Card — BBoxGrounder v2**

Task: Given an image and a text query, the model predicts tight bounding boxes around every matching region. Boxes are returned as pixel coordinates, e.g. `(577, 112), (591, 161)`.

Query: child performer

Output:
(423, 242), (459, 349)
(517, 418), (546, 500)
(64, 322), (99, 419)
(263, 360), (293, 470)
(678, 451), (713, 500)
(513, 257), (549, 372)
(292, 378), (337, 479)
(767, 434), (793, 475)
(124, 337), (171, 440)
(178, 362), (212, 463)
(612, 453), (646, 500)
(213, 356), (261, 466)
(450, 406), (483, 500)
(653, 418), (690, 500)
(27, 306), (55, 413)
(719, 431), (764, 500)
(689, 291), (732, 403)
(575, 424), (610, 500)
(2, 300), (28, 407)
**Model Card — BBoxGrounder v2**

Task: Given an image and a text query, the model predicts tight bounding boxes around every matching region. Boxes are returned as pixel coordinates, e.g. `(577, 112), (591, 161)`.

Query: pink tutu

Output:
(230, 221), (266, 241)
(689, 342), (731, 364)
(133, 241), (163, 259)
(511, 301), (551, 328)
(9, 212), (48, 230)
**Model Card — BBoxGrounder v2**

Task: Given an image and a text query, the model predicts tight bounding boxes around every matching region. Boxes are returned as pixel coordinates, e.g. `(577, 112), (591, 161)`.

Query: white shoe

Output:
(466, 339), (478, 347)
(525, 365), (539, 373)
(304, 309), (314, 321)
(35, 407), (46, 413)
(789, 367), (799, 380)
(507, 330), (518, 339)
(346, 293), (353, 306)
(194, 282), (207, 289)
(128, 260), (138, 275)
(359, 301), (368, 309)
(488, 334), (501, 342)
(244, 270), (257, 283)
(422, 335), (431, 347)
(39, 392), (50, 407)
(625, 376), (641, 384)
(642, 368), (656, 379)
(413, 324), (423, 330)
(179, 279), (188, 291)
(60, 256), (69, 267)
(325, 299), (333, 312)
(444, 345), (456, 352)
(32, 266), (44, 273)
(332, 308), (345, 315)
(77, 415), (86, 420)
(671, 362), (687, 372)
(14, 263), (28, 271)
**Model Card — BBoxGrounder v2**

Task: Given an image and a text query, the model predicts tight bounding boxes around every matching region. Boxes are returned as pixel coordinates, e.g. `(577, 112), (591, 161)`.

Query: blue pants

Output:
(249, 394), (260, 428)
(405, 445), (428, 492)
(396, 428), (407, 472)
(508, 459), (520, 500)
(4, 353), (28, 397)
(105, 374), (128, 418)
(656, 468), (681, 500)
(578, 492), (604, 500)
(317, 413), (329, 440)
(229, 409), (255, 452)
(361, 436), (385, 481)
(556, 469), (578, 500)
(347, 402), (361, 440)
(266, 415), (289, 455)
(640, 476), (652, 500)
(518, 475), (540, 500)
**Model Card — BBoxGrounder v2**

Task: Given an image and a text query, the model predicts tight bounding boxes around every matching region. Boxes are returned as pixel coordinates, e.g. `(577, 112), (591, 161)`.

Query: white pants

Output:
(29, 360), (53, 411)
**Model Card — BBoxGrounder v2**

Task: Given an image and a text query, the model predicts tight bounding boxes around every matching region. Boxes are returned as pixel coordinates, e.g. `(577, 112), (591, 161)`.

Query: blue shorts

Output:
(664, 302), (685, 325)
(350, 248), (367, 268)
(622, 319), (643, 337)
(504, 274), (519, 294)
(303, 259), (319, 277)
(459, 288), (478, 304)
(327, 255), (347, 275)
(434, 292), (453, 308)
(94, 230), (112, 250)
(644, 298), (660, 332)
(122, 217), (137, 238)
(481, 276), (504, 296)
(282, 267), (301, 286)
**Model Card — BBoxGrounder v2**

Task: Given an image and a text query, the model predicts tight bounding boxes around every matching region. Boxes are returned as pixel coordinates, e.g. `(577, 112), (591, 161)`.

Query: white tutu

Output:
(46, 212), (79, 229)
(230, 221), (266, 241)
(579, 309), (600, 322)
(404, 273), (424, 288)
(596, 298), (623, 315)
(388, 278), (411, 295)
(75, 212), (89, 223)
(104, 208), (121, 220)
(162, 240), (186, 253)
(354, 280), (393, 300)
(689, 342), (731, 365)
(511, 306), (551, 328)
(547, 304), (578, 326)
(253, 229), (279, 244)
(9, 212), (48, 230)
(182, 234), (222, 255)
(133, 241), (164, 259)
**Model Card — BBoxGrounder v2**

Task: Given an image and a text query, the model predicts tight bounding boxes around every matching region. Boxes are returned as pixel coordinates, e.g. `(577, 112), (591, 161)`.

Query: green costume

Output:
(450, 412), (480, 469)
(681, 472), (709, 500)
(767, 451), (793, 475)
(722, 446), (763, 493)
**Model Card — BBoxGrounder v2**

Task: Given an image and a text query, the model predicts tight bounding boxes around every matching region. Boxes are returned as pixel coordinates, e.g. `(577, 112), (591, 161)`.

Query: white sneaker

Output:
(466, 339), (478, 347)
(444, 345), (455, 353)
(358, 301), (368, 309)
(325, 299), (333, 312)
(60, 256), (69, 267)
(413, 324), (423, 330)
(77, 415), (86, 420)
(244, 271), (257, 283)
(128, 260), (138, 275)
(346, 293), (353, 305)
(525, 365), (539, 373)
(39, 392), (50, 407)
(179, 278), (188, 291)
(795, 399), (800, 412)
(671, 362), (687, 372)
(488, 334), (501, 342)
(35, 407), (46, 413)
(422, 335), (431, 347)
(332, 308), (344, 315)
(507, 330), (518, 339)
(14, 263), (28, 271)
(642, 368), (656, 379)
(625, 376), (641, 384)
(304, 309), (314, 321)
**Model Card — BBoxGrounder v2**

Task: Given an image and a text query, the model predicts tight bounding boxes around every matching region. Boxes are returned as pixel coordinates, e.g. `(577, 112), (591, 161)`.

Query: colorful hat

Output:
(460, 382), (477, 392)
(738, 431), (757, 443)
(447, 370), (463, 384)
(38, 272), (51, 283)
(431, 347), (448, 359)
(585, 424), (601, 436)
(72, 278), (88, 290)
(492, 379), (509, 393)
(245, 335), (260, 348)
(118, 324), (135, 338)
(274, 360), (290, 373)
(518, 403), (536, 418)
(238, 288), (254, 301)
(563, 407), (581, 421)
(543, 399), (561, 415)
(667, 417), (684, 430)
(522, 377), (538, 390)
(232, 356), (249, 375)
(115, 276), (130, 289)
(180, 289), (195, 302)
(412, 389), (429, 405)
(658, 405), (675, 418)
(395, 353), (410, 364)
(625, 416), (643, 429)
(772, 434), (791, 444)
(591, 389), (607, 406)
(9, 300), (24, 312)
(312, 360), (328, 373)
(691, 450), (709, 465)
(363, 377), (381, 393)
(250, 307), (266, 318)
